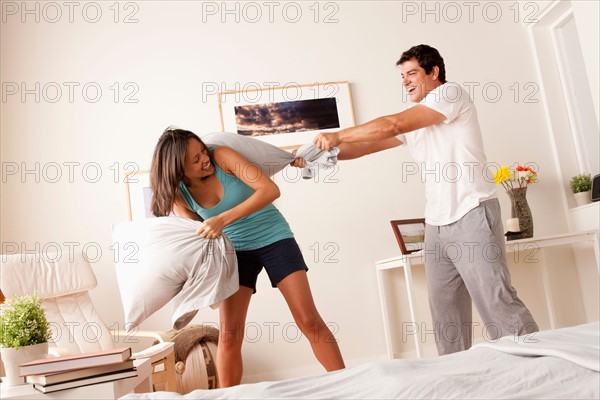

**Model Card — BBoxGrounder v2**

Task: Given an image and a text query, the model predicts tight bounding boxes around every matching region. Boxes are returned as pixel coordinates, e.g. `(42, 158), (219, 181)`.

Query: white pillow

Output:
(112, 217), (238, 330)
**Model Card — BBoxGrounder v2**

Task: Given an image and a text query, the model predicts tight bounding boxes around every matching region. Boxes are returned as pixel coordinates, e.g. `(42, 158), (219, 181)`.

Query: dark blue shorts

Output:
(236, 238), (308, 293)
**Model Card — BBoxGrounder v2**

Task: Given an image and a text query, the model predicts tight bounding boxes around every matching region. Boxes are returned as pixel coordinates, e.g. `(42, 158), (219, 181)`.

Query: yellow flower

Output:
(494, 166), (511, 185)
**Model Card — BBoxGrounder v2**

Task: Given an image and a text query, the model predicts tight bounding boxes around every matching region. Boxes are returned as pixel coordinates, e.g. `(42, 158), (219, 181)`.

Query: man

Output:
(309, 44), (538, 355)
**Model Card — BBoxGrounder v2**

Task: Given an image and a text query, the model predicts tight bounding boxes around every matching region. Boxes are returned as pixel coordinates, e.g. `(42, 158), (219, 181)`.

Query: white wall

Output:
(1, 0), (593, 382)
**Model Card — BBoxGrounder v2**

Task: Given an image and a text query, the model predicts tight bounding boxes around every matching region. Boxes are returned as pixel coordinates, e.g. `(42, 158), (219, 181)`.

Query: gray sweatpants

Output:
(424, 198), (538, 355)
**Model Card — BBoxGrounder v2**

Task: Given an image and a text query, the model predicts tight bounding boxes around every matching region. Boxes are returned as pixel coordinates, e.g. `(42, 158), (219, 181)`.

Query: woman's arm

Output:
(196, 146), (280, 238)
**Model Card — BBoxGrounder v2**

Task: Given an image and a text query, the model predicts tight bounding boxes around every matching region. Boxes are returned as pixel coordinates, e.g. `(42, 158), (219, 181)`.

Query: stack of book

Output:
(19, 347), (137, 393)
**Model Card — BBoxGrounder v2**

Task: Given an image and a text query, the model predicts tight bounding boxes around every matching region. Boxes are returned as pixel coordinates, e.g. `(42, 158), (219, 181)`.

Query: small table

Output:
(1, 358), (152, 400)
(375, 230), (600, 359)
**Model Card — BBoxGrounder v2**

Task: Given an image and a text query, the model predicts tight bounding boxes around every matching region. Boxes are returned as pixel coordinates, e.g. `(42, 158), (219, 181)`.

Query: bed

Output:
(124, 322), (600, 399)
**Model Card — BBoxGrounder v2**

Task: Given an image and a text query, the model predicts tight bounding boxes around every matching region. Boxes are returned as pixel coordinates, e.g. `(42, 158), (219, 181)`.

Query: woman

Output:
(150, 128), (345, 387)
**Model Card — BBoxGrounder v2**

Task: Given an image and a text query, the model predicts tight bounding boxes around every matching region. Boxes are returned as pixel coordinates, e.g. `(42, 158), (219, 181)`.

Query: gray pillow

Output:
(201, 132), (294, 176)
(201, 132), (338, 179)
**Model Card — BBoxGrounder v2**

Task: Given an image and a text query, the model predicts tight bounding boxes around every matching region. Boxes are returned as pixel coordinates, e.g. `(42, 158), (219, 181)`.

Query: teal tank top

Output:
(178, 152), (293, 251)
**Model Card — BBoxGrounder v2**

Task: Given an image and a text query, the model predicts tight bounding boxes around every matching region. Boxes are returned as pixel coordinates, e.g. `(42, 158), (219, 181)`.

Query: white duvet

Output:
(123, 322), (600, 399)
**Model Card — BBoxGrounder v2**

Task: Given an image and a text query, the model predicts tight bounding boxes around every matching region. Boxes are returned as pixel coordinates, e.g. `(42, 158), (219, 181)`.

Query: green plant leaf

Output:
(570, 174), (592, 194)
(0, 293), (51, 349)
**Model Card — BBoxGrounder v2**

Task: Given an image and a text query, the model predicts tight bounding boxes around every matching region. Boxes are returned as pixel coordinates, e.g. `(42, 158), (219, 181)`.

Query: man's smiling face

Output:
(400, 57), (441, 103)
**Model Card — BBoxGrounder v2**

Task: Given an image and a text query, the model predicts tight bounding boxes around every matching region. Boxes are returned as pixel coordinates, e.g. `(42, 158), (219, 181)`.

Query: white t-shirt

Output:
(397, 82), (496, 226)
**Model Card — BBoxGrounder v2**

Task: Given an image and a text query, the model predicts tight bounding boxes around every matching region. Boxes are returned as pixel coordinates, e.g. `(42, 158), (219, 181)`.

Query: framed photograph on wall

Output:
(125, 170), (155, 221)
(390, 219), (426, 255)
(218, 81), (356, 149)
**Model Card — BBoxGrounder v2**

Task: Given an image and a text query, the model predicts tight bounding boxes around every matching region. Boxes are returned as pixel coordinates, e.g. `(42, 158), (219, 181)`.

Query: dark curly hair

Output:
(396, 44), (446, 83)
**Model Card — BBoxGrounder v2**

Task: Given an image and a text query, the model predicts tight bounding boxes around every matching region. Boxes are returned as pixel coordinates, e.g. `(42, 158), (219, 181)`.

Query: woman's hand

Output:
(290, 149), (306, 168)
(196, 215), (225, 239)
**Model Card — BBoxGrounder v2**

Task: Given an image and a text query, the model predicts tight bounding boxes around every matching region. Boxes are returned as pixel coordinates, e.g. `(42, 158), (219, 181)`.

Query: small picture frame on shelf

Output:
(218, 81), (355, 149)
(390, 219), (426, 254)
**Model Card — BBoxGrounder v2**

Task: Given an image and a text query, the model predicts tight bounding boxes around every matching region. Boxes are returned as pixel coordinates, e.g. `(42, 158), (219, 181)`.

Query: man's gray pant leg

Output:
(453, 199), (538, 339)
(424, 199), (538, 356)
(424, 224), (472, 355)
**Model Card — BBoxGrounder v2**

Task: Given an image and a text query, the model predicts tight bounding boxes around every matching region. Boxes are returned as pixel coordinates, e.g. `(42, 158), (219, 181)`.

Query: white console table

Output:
(375, 230), (600, 359)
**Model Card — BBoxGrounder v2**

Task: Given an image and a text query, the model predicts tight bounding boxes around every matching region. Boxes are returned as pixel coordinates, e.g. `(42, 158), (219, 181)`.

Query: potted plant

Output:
(0, 293), (52, 385)
(570, 174), (592, 207)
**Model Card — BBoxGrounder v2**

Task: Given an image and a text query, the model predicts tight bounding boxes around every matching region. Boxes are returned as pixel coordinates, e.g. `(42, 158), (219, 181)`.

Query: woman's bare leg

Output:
(216, 287), (253, 387)
(277, 270), (345, 371)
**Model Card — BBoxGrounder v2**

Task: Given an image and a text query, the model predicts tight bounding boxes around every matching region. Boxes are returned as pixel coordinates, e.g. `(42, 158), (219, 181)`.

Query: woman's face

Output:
(184, 138), (214, 180)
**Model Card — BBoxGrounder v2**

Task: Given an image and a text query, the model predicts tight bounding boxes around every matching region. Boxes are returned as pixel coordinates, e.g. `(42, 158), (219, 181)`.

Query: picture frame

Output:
(390, 219), (426, 255)
(124, 170), (155, 221)
(218, 81), (356, 149)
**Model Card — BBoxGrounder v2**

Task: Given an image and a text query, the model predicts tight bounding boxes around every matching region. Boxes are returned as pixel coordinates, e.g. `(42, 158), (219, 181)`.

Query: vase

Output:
(1, 342), (48, 385)
(573, 191), (592, 207)
(507, 187), (533, 239)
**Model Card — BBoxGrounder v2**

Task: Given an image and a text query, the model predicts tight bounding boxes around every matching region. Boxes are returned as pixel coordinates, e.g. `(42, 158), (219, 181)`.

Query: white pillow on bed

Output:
(112, 217), (238, 331)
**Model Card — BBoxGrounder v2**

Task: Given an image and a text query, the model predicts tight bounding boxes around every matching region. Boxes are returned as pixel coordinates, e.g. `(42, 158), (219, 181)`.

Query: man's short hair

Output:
(397, 44), (447, 83)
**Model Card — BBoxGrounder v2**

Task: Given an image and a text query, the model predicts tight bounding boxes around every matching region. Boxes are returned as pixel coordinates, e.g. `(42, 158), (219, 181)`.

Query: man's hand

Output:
(313, 132), (341, 150)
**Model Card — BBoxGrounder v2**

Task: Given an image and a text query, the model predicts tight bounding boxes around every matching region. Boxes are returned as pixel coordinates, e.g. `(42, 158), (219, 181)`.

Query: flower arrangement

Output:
(493, 165), (538, 192)
(0, 293), (51, 349)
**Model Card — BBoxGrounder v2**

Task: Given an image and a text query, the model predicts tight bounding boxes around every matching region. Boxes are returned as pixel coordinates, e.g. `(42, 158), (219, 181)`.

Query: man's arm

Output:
(290, 136), (402, 167)
(337, 137), (402, 160)
(314, 104), (445, 150)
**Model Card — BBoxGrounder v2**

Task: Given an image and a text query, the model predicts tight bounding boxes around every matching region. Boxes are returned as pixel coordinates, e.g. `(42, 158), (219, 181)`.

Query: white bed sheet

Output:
(124, 322), (600, 400)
